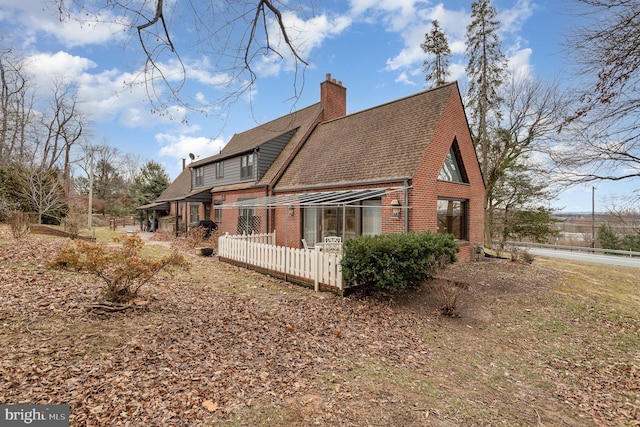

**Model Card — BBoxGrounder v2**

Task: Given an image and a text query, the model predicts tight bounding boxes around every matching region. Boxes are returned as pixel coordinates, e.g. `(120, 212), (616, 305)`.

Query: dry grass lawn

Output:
(0, 226), (638, 426)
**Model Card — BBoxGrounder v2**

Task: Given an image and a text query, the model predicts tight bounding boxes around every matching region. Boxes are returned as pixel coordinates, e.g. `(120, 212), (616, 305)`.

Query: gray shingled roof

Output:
(155, 168), (194, 202)
(274, 83), (458, 191)
(190, 103), (322, 169)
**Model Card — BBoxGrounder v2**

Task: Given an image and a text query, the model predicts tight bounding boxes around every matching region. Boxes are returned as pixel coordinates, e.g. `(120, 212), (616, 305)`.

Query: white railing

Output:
(221, 231), (276, 245)
(218, 233), (343, 291)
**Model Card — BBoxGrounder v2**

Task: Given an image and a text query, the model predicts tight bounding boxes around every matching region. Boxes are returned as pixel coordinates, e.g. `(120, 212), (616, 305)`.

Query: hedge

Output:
(341, 232), (458, 293)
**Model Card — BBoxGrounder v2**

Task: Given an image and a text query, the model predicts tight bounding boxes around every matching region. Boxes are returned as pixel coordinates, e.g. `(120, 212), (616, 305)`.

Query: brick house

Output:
(147, 74), (485, 261)
(136, 163), (213, 234)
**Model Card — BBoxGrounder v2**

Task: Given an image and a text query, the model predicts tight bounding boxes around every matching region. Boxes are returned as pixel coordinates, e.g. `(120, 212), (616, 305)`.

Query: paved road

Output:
(523, 247), (640, 269)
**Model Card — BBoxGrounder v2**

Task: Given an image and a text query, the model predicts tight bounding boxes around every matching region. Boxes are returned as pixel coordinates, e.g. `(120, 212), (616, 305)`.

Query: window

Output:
(189, 203), (200, 224)
(194, 167), (204, 186)
(215, 161), (224, 179)
(438, 142), (468, 183)
(240, 154), (254, 179)
(302, 199), (382, 245)
(437, 199), (468, 240)
(237, 198), (259, 234)
(362, 200), (382, 236)
(214, 200), (222, 222)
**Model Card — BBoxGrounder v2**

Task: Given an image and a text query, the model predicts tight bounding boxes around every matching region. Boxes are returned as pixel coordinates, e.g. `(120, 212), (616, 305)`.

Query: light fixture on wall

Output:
(391, 199), (401, 218)
(287, 205), (294, 217)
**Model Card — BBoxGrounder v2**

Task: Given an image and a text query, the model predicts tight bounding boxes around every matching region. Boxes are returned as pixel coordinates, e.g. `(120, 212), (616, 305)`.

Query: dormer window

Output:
(241, 154), (254, 178)
(194, 167), (204, 186)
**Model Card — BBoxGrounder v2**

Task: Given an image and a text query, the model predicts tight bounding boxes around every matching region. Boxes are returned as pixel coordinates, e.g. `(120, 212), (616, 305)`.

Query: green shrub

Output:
(341, 232), (458, 293)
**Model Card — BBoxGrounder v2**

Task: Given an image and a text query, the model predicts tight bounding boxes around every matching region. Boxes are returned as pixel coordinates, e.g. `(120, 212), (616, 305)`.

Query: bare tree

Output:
(54, 1), (310, 114)
(482, 76), (569, 245)
(12, 164), (67, 224)
(565, 0), (640, 124)
(120, 152), (145, 186)
(33, 78), (87, 198)
(558, 0), (640, 205)
(0, 49), (37, 167)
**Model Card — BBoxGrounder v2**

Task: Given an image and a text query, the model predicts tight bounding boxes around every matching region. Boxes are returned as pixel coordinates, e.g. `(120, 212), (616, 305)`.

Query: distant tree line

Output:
(0, 49), (170, 227)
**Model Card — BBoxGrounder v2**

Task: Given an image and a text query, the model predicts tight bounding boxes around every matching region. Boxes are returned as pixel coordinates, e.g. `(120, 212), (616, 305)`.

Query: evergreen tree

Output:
(491, 161), (558, 250)
(130, 160), (170, 207)
(597, 223), (619, 249)
(465, 0), (508, 244)
(421, 20), (451, 87)
(465, 0), (508, 175)
(620, 233), (640, 252)
(93, 158), (126, 213)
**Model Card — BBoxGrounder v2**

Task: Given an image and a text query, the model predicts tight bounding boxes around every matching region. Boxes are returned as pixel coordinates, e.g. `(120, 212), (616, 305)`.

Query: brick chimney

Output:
(320, 73), (346, 121)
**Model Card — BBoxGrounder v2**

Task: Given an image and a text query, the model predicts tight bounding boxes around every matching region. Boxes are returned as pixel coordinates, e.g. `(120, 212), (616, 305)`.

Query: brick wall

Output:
(408, 87), (485, 261)
(214, 188), (270, 236)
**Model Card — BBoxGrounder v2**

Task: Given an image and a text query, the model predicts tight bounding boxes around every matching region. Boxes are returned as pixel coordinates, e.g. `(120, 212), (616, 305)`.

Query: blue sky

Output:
(0, 0), (629, 212)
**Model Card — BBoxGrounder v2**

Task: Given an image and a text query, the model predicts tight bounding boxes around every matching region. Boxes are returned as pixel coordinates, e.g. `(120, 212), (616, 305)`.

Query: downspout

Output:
(342, 203), (346, 241)
(404, 179), (409, 233)
(265, 186), (270, 234)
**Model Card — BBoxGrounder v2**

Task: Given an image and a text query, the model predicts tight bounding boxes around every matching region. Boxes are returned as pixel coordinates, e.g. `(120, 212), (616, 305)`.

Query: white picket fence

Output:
(218, 232), (343, 291)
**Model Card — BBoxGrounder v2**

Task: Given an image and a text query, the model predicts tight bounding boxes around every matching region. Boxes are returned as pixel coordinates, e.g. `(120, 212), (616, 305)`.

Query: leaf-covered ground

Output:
(0, 229), (638, 426)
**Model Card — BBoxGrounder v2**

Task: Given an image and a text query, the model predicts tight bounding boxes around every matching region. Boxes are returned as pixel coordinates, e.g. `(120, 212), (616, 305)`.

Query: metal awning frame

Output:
(218, 185), (412, 209)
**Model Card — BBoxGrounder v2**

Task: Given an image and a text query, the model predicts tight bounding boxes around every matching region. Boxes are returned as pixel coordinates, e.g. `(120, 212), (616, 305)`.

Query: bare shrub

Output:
(50, 232), (190, 305)
(64, 202), (87, 238)
(185, 226), (208, 248)
(521, 250), (535, 264)
(433, 279), (467, 317)
(171, 227), (219, 253)
(7, 210), (31, 239)
(509, 246), (534, 264)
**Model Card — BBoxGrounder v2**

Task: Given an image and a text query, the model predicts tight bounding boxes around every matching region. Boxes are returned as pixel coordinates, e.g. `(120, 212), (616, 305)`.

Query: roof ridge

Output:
(231, 102), (321, 137)
(319, 82), (457, 126)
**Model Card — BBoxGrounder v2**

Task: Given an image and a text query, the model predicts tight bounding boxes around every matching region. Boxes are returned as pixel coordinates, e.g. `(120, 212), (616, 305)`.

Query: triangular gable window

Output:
(438, 139), (468, 183)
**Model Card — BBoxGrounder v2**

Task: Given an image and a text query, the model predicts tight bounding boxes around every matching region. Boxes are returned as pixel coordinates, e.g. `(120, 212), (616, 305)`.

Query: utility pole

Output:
(88, 149), (94, 229)
(591, 186), (595, 248)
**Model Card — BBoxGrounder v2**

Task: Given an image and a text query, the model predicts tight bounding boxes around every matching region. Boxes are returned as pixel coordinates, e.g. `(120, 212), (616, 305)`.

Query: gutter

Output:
(273, 177), (411, 193)
(404, 179), (409, 233)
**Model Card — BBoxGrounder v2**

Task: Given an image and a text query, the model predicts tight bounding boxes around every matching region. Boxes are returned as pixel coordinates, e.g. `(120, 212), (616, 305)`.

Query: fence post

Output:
(314, 247), (320, 292)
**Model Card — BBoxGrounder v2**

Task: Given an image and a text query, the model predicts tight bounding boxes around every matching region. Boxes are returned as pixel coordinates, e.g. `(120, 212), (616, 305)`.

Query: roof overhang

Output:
(182, 188), (213, 203)
(219, 186), (410, 209)
(136, 201), (170, 210)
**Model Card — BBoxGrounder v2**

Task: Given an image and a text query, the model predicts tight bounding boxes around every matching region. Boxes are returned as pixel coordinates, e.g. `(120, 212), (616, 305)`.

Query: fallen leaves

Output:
(202, 400), (218, 412)
(0, 231), (638, 426)
(0, 234), (435, 425)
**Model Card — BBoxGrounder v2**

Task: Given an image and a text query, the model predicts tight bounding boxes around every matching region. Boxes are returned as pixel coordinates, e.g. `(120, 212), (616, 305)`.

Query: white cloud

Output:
(21, 51), (193, 127)
(362, 1), (536, 87)
(448, 62), (467, 82)
(156, 133), (226, 161)
(350, 0), (426, 31)
(498, 0), (536, 37)
(182, 58), (234, 87)
(394, 72), (416, 86)
(0, 1), (129, 48)
(25, 51), (97, 81)
(508, 45), (533, 80)
(257, 11), (352, 76)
